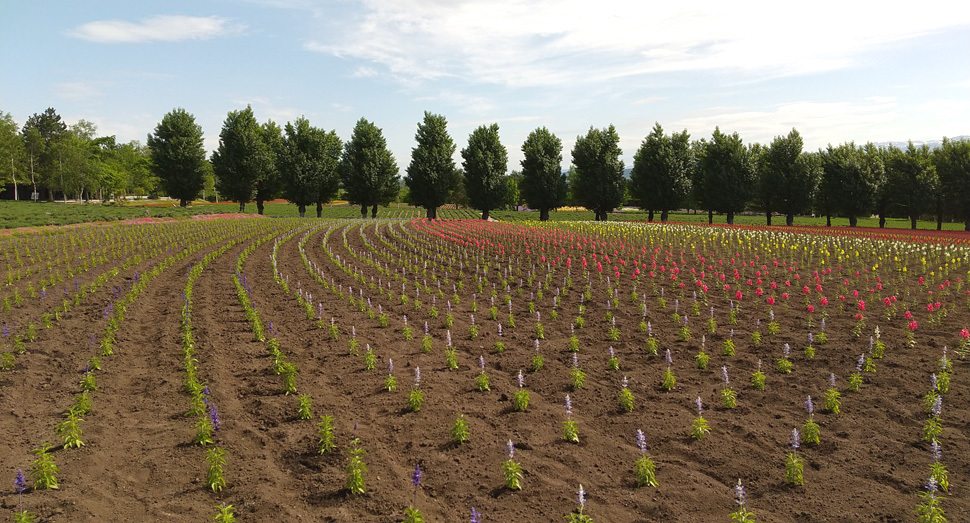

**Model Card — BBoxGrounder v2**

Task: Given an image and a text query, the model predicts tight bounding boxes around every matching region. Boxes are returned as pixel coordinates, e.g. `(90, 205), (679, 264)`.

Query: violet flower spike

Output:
(414, 367), (421, 388)
(930, 440), (941, 461)
(621, 376), (629, 388)
(506, 439), (515, 459)
(577, 484), (586, 511)
(829, 373), (837, 388)
(805, 396), (814, 415)
(636, 429), (647, 453)
(695, 396), (703, 415)
(564, 394), (572, 416)
(790, 428), (800, 450)
(388, 358), (394, 375)
(517, 369), (524, 388)
(15, 469), (27, 494)
(412, 463), (422, 487)
(721, 366), (729, 384)
(664, 349), (672, 365)
(479, 355), (485, 370)
(470, 507), (482, 523)
(734, 479), (747, 506)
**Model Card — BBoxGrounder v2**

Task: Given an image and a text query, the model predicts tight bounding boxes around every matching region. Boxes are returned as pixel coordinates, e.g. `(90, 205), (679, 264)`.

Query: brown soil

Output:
(1, 217), (968, 522)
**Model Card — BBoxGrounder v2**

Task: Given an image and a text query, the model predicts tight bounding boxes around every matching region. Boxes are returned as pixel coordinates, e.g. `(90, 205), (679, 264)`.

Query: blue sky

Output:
(2, 0), (968, 170)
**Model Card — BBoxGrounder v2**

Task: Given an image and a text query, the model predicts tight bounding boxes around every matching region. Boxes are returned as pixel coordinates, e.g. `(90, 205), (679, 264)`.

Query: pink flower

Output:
(960, 328), (970, 339)
(803, 286), (810, 295)
(806, 305), (815, 313)
(909, 321), (918, 331)
(854, 313), (864, 321)
(756, 288), (764, 296)
(820, 297), (829, 306)
(927, 303), (934, 312)
(904, 310), (913, 320)
(884, 297), (892, 307)
(767, 296), (775, 305)
(858, 300), (866, 311)
(782, 292), (789, 300)
(735, 290), (743, 301)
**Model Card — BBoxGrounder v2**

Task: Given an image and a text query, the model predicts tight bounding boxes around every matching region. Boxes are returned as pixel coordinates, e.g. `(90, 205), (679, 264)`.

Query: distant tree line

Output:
(3, 106), (969, 229)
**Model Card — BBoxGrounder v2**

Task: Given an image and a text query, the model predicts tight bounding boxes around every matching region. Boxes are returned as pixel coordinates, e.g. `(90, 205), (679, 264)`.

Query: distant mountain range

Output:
(871, 136), (969, 150)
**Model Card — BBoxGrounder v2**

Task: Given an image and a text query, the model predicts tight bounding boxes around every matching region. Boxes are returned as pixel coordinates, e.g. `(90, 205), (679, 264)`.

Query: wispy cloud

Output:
(69, 15), (244, 43)
(668, 98), (901, 150)
(300, 0), (970, 88)
(54, 81), (103, 102)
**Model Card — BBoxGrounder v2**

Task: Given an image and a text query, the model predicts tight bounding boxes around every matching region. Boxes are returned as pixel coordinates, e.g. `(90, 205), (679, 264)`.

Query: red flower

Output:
(820, 297), (829, 306)
(909, 321), (918, 331)
(766, 296), (775, 305)
(883, 297), (891, 307)
(806, 305), (815, 313)
(960, 328), (970, 339)
(782, 292), (789, 300)
(857, 300), (866, 311)
(854, 313), (864, 320)
(904, 310), (913, 320)
(735, 290), (743, 301)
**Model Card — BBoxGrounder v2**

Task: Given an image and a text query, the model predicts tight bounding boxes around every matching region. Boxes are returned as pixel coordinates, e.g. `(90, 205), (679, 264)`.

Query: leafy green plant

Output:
(297, 394), (313, 420)
(493, 341), (505, 354)
(823, 375), (842, 414)
(695, 350), (709, 369)
(205, 447), (227, 492)
(690, 397), (710, 441)
(513, 370), (530, 411)
(345, 437), (367, 495)
(445, 346), (458, 370)
(801, 397), (820, 445)
(407, 367), (424, 412)
(213, 503), (236, 523)
(502, 440), (523, 491)
(562, 395), (579, 443)
(55, 412), (84, 449)
(29, 443), (59, 490)
(363, 345), (377, 371)
(452, 414), (469, 445)
(751, 360), (766, 390)
(785, 429), (804, 486)
(564, 484), (594, 523)
(421, 334), (433, 353)
(634, 430), (658, 487)
(730, 479), (756, 522)
(317, 415), (337, 454)
(618, 377), (635, 413)
(607, 346), (619, 370)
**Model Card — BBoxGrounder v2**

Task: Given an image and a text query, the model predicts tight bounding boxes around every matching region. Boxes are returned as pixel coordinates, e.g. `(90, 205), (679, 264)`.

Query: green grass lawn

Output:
(2, 199), (966, 232)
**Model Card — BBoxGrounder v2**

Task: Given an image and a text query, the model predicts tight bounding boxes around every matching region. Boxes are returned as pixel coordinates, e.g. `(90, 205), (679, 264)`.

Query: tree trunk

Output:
(826, 214), (831, 227)
(726, 211), (735, 225)
(298, 204), (306, 218)
(10, 158), (17, 201)
(361, 204), (368, 219)
(648, 209), (654, 221)
(766, 212), (772, 226)
(482, 208), (490, 220)
(540, 208), (549, 221)
(371, 204), (378, 218)
(316, 202), (323, 218)
(180, 198), (188, 207)
(936, 212), (942, 231)
(848, 214), (857, 227)
(708, 210), (713, 224)
(911, 215), (917, 230)
(786, 213), (794, 226)
(660, 209), (668, 222)
(256, 199), (264, 215)
(600, 210), (609, 221)
(879, 214), (886, 228)
(239, 202), (245, 212)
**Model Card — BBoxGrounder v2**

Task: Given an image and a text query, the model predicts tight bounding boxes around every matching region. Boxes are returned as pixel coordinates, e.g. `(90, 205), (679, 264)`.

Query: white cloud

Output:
(54, 81), (103, 102)
(351, 66), (378, 78)
(667, 98), (901, 150)
(300, 0), (970, 87)
(69, 15), (244, 43)
(332, 102), (353, 112)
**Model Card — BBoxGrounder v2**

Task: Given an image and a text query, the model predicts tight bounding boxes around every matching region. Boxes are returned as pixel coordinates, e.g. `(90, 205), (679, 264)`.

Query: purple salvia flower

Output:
(930, 374), (938, 390)
(695, 397), (703, 415)
(636, 429), (647, 453)
(710, 306), (715, 317)
(577, 484), (586, 511)
(829, 373), (837, 388)
(564, 394), (572, 416)
(647, 322), (652, 336)
(517, 369), (524, 388)
(479, 355), (485, 371)
(351, 326), (356, 337)
(403, 315), (408, 326)
(15, 469), (27, 494)
(608, 346), (615, 359)
(446, 330), (453, 347)
(769, 310), (775, 322)
(930, 440), (942, 461)
(534, 339), (540, 351)
(412, 463), (422, 487)
(683, 315), (688, 325)
(470, 507), (482, 523)
(572, 352), (579, 368)
(783, 343), (791, 358)
(790, 428), (800, 450)
(930, 396), (942, 418)
(424, 321), (429, 335)
(388, 359), (394, 374)
(734, 479), (747, 506)
(208, 402), (221, 430)
(506, 439), (515, 459)
(497, 323), (503, 336)
(925, 476), (939, 496)
(469, 314), (475, 325)
(856, 353), (865, 371)
(808, 332), (814, 345)
(536, 311), (540, 322)
(805, 396), (814, 415)
(664, 349), (672, 365)
(414, 367), (421, 388)
(621, 376), (629, 388)
(721, 366), (729, 384)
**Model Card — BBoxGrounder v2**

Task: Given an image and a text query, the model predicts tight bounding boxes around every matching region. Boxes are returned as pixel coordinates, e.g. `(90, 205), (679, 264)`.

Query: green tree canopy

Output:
(519, 127), (566, 221)
(461, 123), (508, 220)
(885, 142), (937, 230)
(571, 125), (625, 221)
(212, 105), (275, 212)
(278, 117), (341, 217)
(763, 129), (820, 226)
(339, 117), (400, 218)
(933, 137), (970, 231)
(0, 111), (25, 200)
(147, 108), (207, 207)
(629, 123), (692, 222)
(22, 107), (68, 198)
(255, 120), (284, 214)
(697, 128), (753, 225)
(405, 111), (460, 219)
(818, 142), (877, 227)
